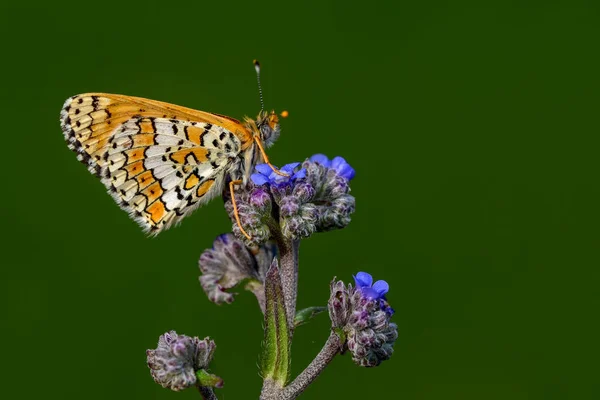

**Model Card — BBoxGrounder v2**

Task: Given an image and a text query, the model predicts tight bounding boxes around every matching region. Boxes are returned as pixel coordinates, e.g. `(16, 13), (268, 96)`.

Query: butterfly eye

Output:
(260, 122), (280, 148)
(260, 124), (272, 139)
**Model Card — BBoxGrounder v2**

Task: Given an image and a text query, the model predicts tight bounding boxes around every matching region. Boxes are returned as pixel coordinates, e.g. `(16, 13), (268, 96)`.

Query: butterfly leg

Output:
(254, 137), (289, 177)
(229, 180), (252, 240)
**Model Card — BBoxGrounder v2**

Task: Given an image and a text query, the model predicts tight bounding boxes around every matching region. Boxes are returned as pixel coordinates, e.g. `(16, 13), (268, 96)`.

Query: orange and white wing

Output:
(60, 93), (252, 234)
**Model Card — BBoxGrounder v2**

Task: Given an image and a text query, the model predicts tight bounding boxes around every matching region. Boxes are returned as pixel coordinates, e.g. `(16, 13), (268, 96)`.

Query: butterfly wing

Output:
(60, 93), (253, 234)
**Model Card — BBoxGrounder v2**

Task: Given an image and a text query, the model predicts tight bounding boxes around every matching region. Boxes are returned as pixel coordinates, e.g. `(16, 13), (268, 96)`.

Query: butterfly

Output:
(60, 61), (286, 237)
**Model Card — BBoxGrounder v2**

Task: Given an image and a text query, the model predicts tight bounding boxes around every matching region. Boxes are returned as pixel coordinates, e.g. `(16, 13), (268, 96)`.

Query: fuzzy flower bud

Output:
(249, 187), (272, 213)
(279, 196), (300, 217)
(199, 233), (275, 307)
(328, 279), (352, 328)
(293, 181), (315, 203)
(318, 194), (355, 231)
(328, 272), (397, 367)
(304, 154), (356, 232)
(146, 331), (219, 391)
(224, 185), (274, 246)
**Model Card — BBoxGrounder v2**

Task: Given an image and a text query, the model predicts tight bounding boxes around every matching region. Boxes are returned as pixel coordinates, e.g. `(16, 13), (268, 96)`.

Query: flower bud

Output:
(292, 181), (315, 203)
(280, 203), (318, 240)
(317, 194), (356, 232)
(199, 233), (275, 305)
(279, 197), (300, 218)
(249, 187), (272, 213)
(146, 331), (217, 391)
(327, 279), (352, 329)
(224, 190), (272, 246)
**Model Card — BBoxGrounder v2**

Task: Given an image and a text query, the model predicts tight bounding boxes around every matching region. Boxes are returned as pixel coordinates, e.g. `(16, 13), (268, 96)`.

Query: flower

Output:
(354, 272), (389, 300)
(309, 154), (355, 180)
(146, 331), (220, 391)
(225, 154), (356, 243)
(251, 162), (307, 186)
(199, 233), (275, 309)
(328, 273), (398, 367)
(354, 272), (394, 316)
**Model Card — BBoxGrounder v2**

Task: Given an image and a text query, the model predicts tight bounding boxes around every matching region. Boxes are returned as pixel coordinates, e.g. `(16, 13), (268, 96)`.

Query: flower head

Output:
(303, 154), (356, 232)
(199, 233), (275, 309)
(225, 154), (356, 243)
(328, 272), (397, 367)
(251, 162), (307, 186)
(146, 331), (219, 391)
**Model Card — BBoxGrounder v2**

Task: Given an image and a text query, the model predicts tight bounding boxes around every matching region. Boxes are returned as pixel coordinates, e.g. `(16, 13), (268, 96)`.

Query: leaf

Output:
(294, 306), (327, 327)
(196, 369), (224, 388)
(260, 258), (290, 386)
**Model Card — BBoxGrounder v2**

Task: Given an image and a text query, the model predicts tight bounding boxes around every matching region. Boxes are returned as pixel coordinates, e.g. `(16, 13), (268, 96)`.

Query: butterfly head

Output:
(251, 60), (288, 149)
(255, 110), (281, 148)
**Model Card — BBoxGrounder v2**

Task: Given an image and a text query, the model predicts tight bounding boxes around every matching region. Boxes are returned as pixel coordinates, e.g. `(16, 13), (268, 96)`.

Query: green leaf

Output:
(196, 369), (223, 388)
(294, 306), (327, 327)
(260, 259), (290, 386)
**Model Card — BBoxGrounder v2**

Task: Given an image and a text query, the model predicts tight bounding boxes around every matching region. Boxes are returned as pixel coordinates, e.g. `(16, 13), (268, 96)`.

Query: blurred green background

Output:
(1, 1), (599, 399)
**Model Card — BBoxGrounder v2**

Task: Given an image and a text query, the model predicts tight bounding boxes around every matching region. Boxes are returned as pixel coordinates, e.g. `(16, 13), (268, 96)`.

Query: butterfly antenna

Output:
(253, 59), (265, 112)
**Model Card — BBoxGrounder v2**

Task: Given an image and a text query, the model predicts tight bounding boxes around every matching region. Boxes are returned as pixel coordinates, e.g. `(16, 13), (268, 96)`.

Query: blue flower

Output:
(354, 271), (394, 316)
(251, 163), (307, 186)
(354, 272), (389, 300)
(309, 154), (355, 180)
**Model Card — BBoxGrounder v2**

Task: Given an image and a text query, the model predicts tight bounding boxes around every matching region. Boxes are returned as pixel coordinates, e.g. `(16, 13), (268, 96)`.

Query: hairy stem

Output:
(281, 333), (341, 400)
(196, 385), (217, 400)
(268, 219), (300, 330)
(278, 238), (299, 330)
(260, 378), (283, 400)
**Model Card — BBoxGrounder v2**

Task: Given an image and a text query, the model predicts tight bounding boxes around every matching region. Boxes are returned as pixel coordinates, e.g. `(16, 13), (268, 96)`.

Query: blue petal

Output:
(360, 287), (380, 300)
(251, 173), (270, 185)
(217, 233), (229, 244)
(293, 168), (307, 180)
(310, 154), (330, 167)
(330, 156), (346, 169)
(354, 272), (373, 288)
(280, 162), (301, 174)
(255, 164), (273, 175)
(339, 165), (356, 180)
(331, 156), (356, 180)
(372, 280), (389, 297)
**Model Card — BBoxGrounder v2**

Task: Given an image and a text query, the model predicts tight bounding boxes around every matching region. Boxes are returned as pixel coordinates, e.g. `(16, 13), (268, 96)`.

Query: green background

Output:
(1, 1), (599, 399)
